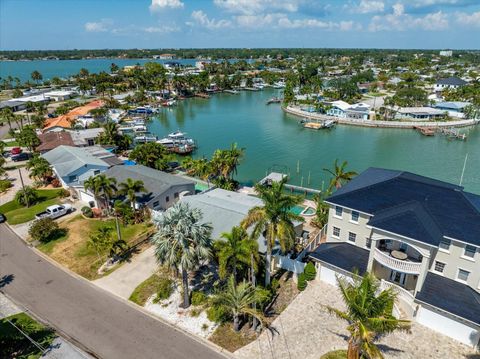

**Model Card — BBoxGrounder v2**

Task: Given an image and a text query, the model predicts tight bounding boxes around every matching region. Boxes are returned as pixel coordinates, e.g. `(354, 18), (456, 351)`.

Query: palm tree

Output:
(31, 70), (43, 85)
(151, 202), (212, 308)
(242, 178), (303, 286)
(326, 273), (410, 359)
(84, 174), (117, 212)
(27, 156), (52, 184)
(15, 186), (38, 207)
(213, 276), (264, 332)
(214, 226), (259, 283)
(87, 226), (113, 261)
(118, 178), (147, 209)
(323, 159), (357, 191)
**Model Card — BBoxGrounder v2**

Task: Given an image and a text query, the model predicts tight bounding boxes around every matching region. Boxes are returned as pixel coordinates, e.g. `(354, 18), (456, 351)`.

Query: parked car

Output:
(0, 213), (6, 223)
(11, 152), (31, 162)
(35, 204), (73, 220)
(10, 147), (22, 155)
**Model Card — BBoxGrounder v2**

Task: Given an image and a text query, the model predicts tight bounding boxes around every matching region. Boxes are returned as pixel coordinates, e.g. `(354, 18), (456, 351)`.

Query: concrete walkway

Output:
(93, 245), (158, 299)
(235, 280), (478, 359)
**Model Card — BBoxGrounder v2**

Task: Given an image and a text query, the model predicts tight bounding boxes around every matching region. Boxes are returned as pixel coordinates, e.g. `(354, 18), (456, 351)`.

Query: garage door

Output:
(416, 307), (480, 347)
(319, 266), (338, 286)
(79, 190), (95, 206)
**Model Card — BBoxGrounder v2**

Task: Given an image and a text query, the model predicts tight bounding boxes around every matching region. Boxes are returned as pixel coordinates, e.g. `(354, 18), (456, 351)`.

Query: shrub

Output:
(29, 218), (61, 243)
(189, 308), (201, 317)
(58, 188), (70, 198)
(297, 273), (307, 291)
(304, 262), (317, 281)
(15, 186), (39, 207)
(206, 304), (230, 323)
(0, 179), (12, 193)
(191, 291), (207, 306)
(51, 178), (61, 187)
(152, 278), (173, 302)
(81, 206), (93, 218)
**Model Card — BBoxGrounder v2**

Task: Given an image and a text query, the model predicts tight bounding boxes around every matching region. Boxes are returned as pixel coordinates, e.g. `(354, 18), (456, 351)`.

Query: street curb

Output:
(5, 223), (234, 359)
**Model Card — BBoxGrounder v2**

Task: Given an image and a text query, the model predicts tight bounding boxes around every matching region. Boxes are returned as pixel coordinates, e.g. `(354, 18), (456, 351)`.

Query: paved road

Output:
(0, 224), (227, 359)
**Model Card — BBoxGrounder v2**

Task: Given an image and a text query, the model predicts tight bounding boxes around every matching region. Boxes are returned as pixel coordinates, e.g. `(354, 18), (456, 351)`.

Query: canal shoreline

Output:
(283, 105), (480, 129)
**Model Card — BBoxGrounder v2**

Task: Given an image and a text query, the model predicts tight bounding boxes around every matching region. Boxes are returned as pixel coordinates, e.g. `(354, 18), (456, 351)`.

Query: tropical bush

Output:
(191, 291), (207, 306)
(304, 262), (317, 281)
(206, 304), (230, 323)
(15, 186), (39, 207)
(0, 179), (12, 193)
(152, 278), (174, 302)
(58, 188), (70, 198)
(297, 273), (307, 291)
(28, 218), (63, 243)
(81, 206), (93, 218)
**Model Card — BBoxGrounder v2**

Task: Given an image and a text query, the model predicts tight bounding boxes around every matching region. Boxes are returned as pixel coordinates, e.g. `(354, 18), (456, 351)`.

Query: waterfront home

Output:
(43, 100), (104, 132)
(434, 77), (467, 92)
(390, 106), (446, 121)
(103, 165), (194, 211)
(42, 145), (122, 201)
(309, 168), (480, 347)
(326, 101), (371, 120)
(434, 101), (471, 118)
(326, 100), (350, 117)
(181, 188), (303, 254)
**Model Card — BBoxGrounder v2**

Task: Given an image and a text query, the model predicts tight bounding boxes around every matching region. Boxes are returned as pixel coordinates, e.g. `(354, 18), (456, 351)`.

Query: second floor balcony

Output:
(373, 239), (423, 274)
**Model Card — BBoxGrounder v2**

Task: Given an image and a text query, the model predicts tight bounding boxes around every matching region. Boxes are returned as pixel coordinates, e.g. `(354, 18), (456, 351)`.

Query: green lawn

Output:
(320, 350), (347, 359)
(0, 312), (56, 359)
(0, 189), (64, 225)
(129, 274), (165, 305)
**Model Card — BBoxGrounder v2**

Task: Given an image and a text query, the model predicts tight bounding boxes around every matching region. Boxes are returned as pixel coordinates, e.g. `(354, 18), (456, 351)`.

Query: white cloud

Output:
(214, 0), (298, 15)
(455, 11), (480, 27)
(189, 10), (232, 29)
(369, 3), (449, 31)
(150, 0), (184, 12)
(144, 25), (180, 33)
(351, 0), (385, 14)
(84, 19), (113, 32)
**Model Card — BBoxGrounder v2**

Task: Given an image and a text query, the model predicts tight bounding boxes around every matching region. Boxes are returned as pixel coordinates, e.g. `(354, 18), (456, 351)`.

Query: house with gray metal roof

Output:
(309, 167), (480, 347)
(104, 165), (194, 211)
(434, 76), (468, 91)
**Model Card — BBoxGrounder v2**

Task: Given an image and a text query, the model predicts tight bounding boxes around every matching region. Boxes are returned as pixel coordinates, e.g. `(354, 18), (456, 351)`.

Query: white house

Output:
(434, 77), (467, 92)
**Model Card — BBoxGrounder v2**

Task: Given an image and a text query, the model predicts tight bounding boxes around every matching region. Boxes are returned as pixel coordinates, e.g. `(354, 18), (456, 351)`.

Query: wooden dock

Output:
(439, 127), (467, 140)
(414, 126), (436, 136)
(194, 93), (210, 99)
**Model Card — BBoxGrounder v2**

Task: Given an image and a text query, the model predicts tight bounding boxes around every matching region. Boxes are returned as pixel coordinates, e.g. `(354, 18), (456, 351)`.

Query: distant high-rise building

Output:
(439, 50), (453, 57)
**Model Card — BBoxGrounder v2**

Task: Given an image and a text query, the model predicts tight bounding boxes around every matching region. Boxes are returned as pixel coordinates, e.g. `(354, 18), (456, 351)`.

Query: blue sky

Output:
(1, 0), (479, 50)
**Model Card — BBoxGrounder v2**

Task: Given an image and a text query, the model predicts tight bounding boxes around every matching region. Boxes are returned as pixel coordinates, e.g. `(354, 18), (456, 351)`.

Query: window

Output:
(348, 232), (356, 243)
(332, 227), (340, 238)
(434, 261), (445, 273)
(174, 192), (179, 199)
(351, 211), (359, 222)
(68, 175), (78, 182)
(365, 238), (372, 249)
(166, 196), (169, 202)
(152, 201), (159, 208)
(464, 245), (476, 258)
(335, 206), (343, 217)
(457, 269), (470, 282)
(439, 238), (451, 251)
(93, 170), (100, 175)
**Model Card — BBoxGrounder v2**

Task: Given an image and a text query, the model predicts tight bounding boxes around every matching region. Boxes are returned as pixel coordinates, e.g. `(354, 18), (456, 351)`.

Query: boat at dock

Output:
(224, 89), (239, 94)
(303, 119), (336, 130)
(134, 133), (157, 143)
(156, 131), (197, 154)
(415, 127), (436, 136)
(266, 97), (281, 105)
(440, 127), (467, 140)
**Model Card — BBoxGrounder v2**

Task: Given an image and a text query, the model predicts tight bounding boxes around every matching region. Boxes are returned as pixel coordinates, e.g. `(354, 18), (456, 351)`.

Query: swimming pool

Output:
(195, 183), (210, 193)
(289, 205), (316, 216)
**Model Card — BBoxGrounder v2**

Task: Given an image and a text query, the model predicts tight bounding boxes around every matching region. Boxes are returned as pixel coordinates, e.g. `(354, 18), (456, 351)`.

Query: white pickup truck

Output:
(35, 204), (73, 220)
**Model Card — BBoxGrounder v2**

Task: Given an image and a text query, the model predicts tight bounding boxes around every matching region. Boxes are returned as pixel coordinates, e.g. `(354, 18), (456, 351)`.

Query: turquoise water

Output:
(289, 205), (306, 215)
(147, 89), (480, 194)
(0, 58), (197, 81)
(303, 207), (316, 215)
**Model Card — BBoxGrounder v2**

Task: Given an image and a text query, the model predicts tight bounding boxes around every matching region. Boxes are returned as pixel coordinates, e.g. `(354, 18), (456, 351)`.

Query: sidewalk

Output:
(93, 245), (158, 299)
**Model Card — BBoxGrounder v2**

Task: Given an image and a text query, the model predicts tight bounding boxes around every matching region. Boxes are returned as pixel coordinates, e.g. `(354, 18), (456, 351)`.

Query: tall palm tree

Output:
(323, 159), (357, 191)
(118, 178), (147, 209)
(213, 276), (264, 332)
(27, 157), (52, 185)
(15, 186), (38, 207)
(242, 178), (303, 286)
(214, 226), (259, 283)
(84, 174), (117, 211)
(326, 273), (410, 359)
(151, 202), (212, 308)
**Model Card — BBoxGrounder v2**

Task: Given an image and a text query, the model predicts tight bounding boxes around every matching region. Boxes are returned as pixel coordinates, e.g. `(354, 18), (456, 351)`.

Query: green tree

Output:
(15, 186), (38, 207)
(323, 159), (357, 191)
(129, 142), (172, 170)
(31, 70), (43, 85)
(214, 226), (259, 283)
(87, 226), (114, 261)
(15, 126), (40, 152)
(27, 156), (52, 185)
(151, 202), (212, 308)
(84, 174), (117, 212)
(242, 178), (303, 285)
(326, 273), (410, 359)
(28, 217), (61, 243)
(212, 276), (264, 332)
(118, 178), (147, 209)
(0, 108), (15, 130)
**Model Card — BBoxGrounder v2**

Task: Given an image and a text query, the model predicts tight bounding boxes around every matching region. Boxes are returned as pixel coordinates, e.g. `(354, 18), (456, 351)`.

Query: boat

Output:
(415, 127), (435, 136)
(266, 97), (281, 105)
(128, 106), (154, 115)
(134, 133), (157, 143)
(133, 125), (147, 133)
(303, 119), (336, 130)
(156, 131), (196, 154)
(273, 80), (286, 89)
(161, 99), (176, 107)
(224, 89), (238, 94)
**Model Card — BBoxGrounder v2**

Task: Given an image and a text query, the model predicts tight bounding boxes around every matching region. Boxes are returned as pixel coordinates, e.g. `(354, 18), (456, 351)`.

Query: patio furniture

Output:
(391, 250), (408, 260)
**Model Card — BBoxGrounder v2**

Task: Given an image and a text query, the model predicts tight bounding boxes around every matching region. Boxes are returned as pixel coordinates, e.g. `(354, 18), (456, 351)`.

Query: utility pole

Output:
(18, 168), (28, 207)
(251, 253), (258, 331)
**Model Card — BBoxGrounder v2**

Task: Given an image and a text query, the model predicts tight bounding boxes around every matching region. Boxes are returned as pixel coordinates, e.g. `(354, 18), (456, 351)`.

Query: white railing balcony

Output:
(373, 247), (422, 274)
(379, 279), (415, 307)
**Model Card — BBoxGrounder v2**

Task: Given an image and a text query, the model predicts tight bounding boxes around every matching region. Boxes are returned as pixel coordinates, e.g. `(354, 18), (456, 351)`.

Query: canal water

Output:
(148, 89), (480, 194)
(1, 59), (479, 193)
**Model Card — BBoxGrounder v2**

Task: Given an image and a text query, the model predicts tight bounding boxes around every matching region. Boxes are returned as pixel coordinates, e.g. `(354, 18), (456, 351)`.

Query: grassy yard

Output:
(0, 312), (56, 359)
(320, 350), (347, 359)
(129, 272), (170, 305)
(0, 188), (64, 225)
(209, 324), (257, 352)
(37, 214), (153, 279)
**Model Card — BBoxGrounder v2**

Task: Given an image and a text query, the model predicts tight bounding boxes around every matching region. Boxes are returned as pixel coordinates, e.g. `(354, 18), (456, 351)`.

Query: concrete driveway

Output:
(93, 246), (158, 299)
(0, 167), (32, 206)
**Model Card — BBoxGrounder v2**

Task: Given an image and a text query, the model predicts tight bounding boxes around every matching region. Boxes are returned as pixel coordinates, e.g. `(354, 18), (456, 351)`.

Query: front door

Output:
(390, 270), (406, 286)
